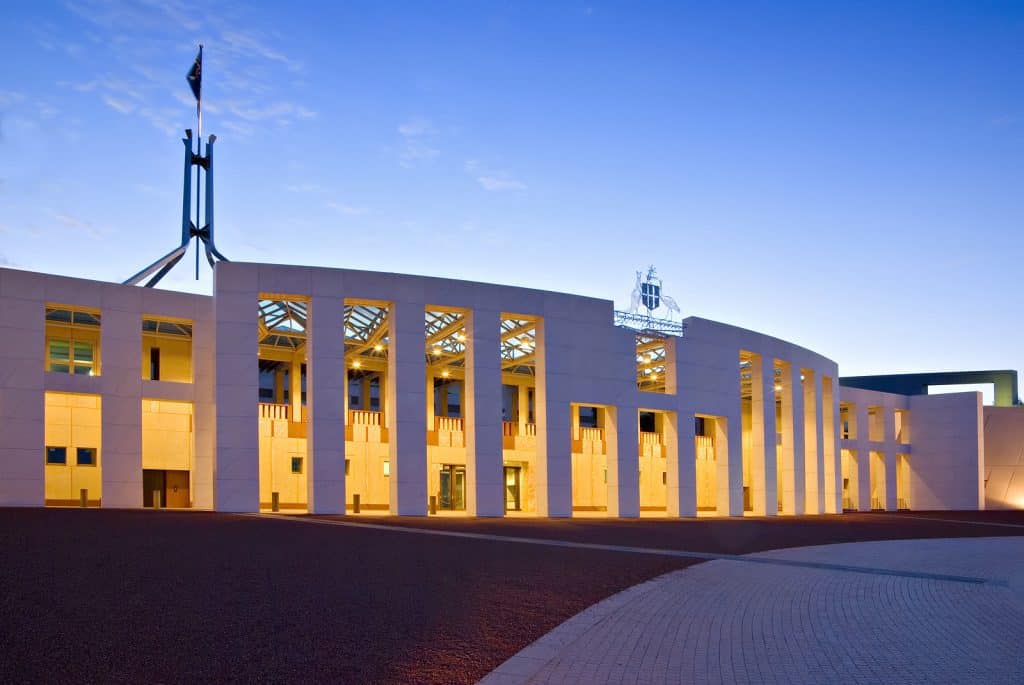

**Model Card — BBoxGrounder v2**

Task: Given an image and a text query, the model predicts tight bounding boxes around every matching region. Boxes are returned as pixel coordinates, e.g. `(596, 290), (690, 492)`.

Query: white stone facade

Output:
(0, 262), (1011, 515)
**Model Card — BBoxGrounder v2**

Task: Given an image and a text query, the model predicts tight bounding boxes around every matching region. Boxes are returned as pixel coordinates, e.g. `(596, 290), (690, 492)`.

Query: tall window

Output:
(45, 306), (100, 375)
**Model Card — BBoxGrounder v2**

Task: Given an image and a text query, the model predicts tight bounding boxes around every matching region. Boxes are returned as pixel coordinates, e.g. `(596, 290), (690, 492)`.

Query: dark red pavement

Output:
(1, 508), (1021, 684)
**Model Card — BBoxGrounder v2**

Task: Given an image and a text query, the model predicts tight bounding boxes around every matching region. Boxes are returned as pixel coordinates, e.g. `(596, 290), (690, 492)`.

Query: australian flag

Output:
(186, 47), (202, 102)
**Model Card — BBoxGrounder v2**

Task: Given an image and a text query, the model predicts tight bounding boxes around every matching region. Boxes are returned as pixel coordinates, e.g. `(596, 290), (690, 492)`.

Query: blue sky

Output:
(1, 1), (1022, 385)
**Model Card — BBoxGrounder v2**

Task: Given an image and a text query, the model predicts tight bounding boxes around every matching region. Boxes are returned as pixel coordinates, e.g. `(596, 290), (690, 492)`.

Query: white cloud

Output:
(102, 95), (136, 114)
(286, 183), (325, 193)
(326, 201), (369, 216)
(477, 175), (527, 192)
(227, 101), (316, 122)
(400, 143), (440, 168)
(221, 30), (302, 72)
(397, 117), (441, 167)
(0, 91), (26, 107)
(53, 211), (104, 238)
(465, 159), (527, 192)
(398, 116), (436, 137)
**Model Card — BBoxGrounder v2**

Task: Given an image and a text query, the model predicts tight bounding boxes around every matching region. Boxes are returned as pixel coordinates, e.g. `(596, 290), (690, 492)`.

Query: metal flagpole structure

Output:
(124, 44), (228, 288)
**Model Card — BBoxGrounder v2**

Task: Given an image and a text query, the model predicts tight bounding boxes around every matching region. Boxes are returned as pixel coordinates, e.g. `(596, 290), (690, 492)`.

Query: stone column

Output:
(388, 299), (427, 515)
(535, 317), (571, 517)
(213, 264), (260, 512)
(813, 373), (826, 514)
(802, 370), (820, 514)
(465, 308), (504, 517)
(790, 365), (805, 515)
(0, 270), (45, 505)
(608, 405), (640, 518)
(668, 411), (697, 517)
(290, 354), (302, 423)
(308, 294), (346, 514)
(101, 292), (143, 508)
(721, 415), (743, 516)
(191, 300), (216, 509)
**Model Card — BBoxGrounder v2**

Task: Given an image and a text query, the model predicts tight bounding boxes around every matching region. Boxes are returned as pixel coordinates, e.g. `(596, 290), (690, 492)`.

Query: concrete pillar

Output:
(675, 409), (700, 516)
(308, 294), (346, 514)
(535, 317), (571, 517)
(776, 361), (795, 514)
(608, 405), (640, 517)
(213, 265), (260, 512)
(465, 308), (504, 517)
(0, 269), (45, 506)
(802, 370), (820, 514)
(721, 415), (743, 516)
(388, 299), (427, 515)
(274, 367), (285, 404)
(883, 405), (898, 512)
(749, 354), (776, 516)
(100, 301), (143, 507)
(790, 365), (805, 515)
(517, 381), (530, 432)
(290, 354), (302, 422)
(814, 375), (825, 513)
(828, 378), (842, 513)
(192, 300), (216, 509)
(820, 376), (836, 514)
(855, 403), (871, 511)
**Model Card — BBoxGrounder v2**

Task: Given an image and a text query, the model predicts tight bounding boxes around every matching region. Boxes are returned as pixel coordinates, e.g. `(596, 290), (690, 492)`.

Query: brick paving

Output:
(2, 509), (1022, 684)
(482, 536), (1024, 684)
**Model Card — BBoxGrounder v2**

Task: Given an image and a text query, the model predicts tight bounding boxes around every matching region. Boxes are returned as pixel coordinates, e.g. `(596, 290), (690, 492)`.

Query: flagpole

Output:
(195, 44), (203, 280)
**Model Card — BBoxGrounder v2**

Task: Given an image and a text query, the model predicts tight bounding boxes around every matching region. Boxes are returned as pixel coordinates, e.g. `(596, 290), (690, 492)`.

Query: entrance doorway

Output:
(438, 465), (466, 510)
(504, 466), (522, 511)
(143, 469), (190, 508)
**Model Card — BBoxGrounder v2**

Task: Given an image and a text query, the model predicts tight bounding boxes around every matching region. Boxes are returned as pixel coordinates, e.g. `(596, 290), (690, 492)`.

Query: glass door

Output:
(438, 465), (466, 511)
(504, 466), (521, 511)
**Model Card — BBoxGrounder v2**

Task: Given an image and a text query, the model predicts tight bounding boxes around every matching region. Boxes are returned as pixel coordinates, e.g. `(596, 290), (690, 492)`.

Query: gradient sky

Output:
(1, 1), (1021, 389)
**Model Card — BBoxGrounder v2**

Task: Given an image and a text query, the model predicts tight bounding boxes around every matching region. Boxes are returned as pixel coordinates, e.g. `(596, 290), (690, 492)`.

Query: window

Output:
(290, 456), (303, 474)
(345, 459), (351, 476)
(45, 306), (100, 375)
(579, 406), (599, 428)
(48, 340), (70, 373)
(76, 447), (96, 466)
(150, 348), (161, 381)
(46, 446), (67, 465)
(695, 416), (707, 436)
(383, 460), (390, 477)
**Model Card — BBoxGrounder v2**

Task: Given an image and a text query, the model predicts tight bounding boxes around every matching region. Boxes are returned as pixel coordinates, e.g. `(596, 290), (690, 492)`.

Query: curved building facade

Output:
(0, 262), (1015, 515)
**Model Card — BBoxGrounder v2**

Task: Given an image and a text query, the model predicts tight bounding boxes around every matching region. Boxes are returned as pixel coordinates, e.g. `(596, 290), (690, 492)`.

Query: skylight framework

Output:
(345, 302), (389, 374)
(142, 318), (193, 338)
(501, 317), (537, 376)
(258, 298), (307, 350)
(425, 309), (467, 376)
(636, 333), (668, 393)
(45, 306), (101, 327)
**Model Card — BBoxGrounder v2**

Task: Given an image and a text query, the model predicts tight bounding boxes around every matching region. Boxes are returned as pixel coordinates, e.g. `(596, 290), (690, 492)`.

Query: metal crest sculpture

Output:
(616, 266), (685, 336)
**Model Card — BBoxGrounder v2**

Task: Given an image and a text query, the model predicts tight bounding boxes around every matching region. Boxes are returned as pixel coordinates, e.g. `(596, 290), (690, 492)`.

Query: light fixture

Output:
(352, 360), (361, 369)
(441, 370), (450, 378)
(456, 333), (466, 342)
(651, 373), (658, 380)
(774, 383), (782, 392)
(374, 343), (384, 352)
(432, 347), (442, 356)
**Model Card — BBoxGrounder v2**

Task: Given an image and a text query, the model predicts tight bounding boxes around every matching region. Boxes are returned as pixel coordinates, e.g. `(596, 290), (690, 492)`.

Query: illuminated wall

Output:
(44, 392), (101, 505)
(982, 406), (1024, 509)
(141, 400), (193, 471)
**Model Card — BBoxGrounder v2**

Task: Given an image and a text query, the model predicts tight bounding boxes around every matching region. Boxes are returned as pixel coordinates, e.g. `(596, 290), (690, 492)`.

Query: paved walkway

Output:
(480, 537), (1024, 684)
